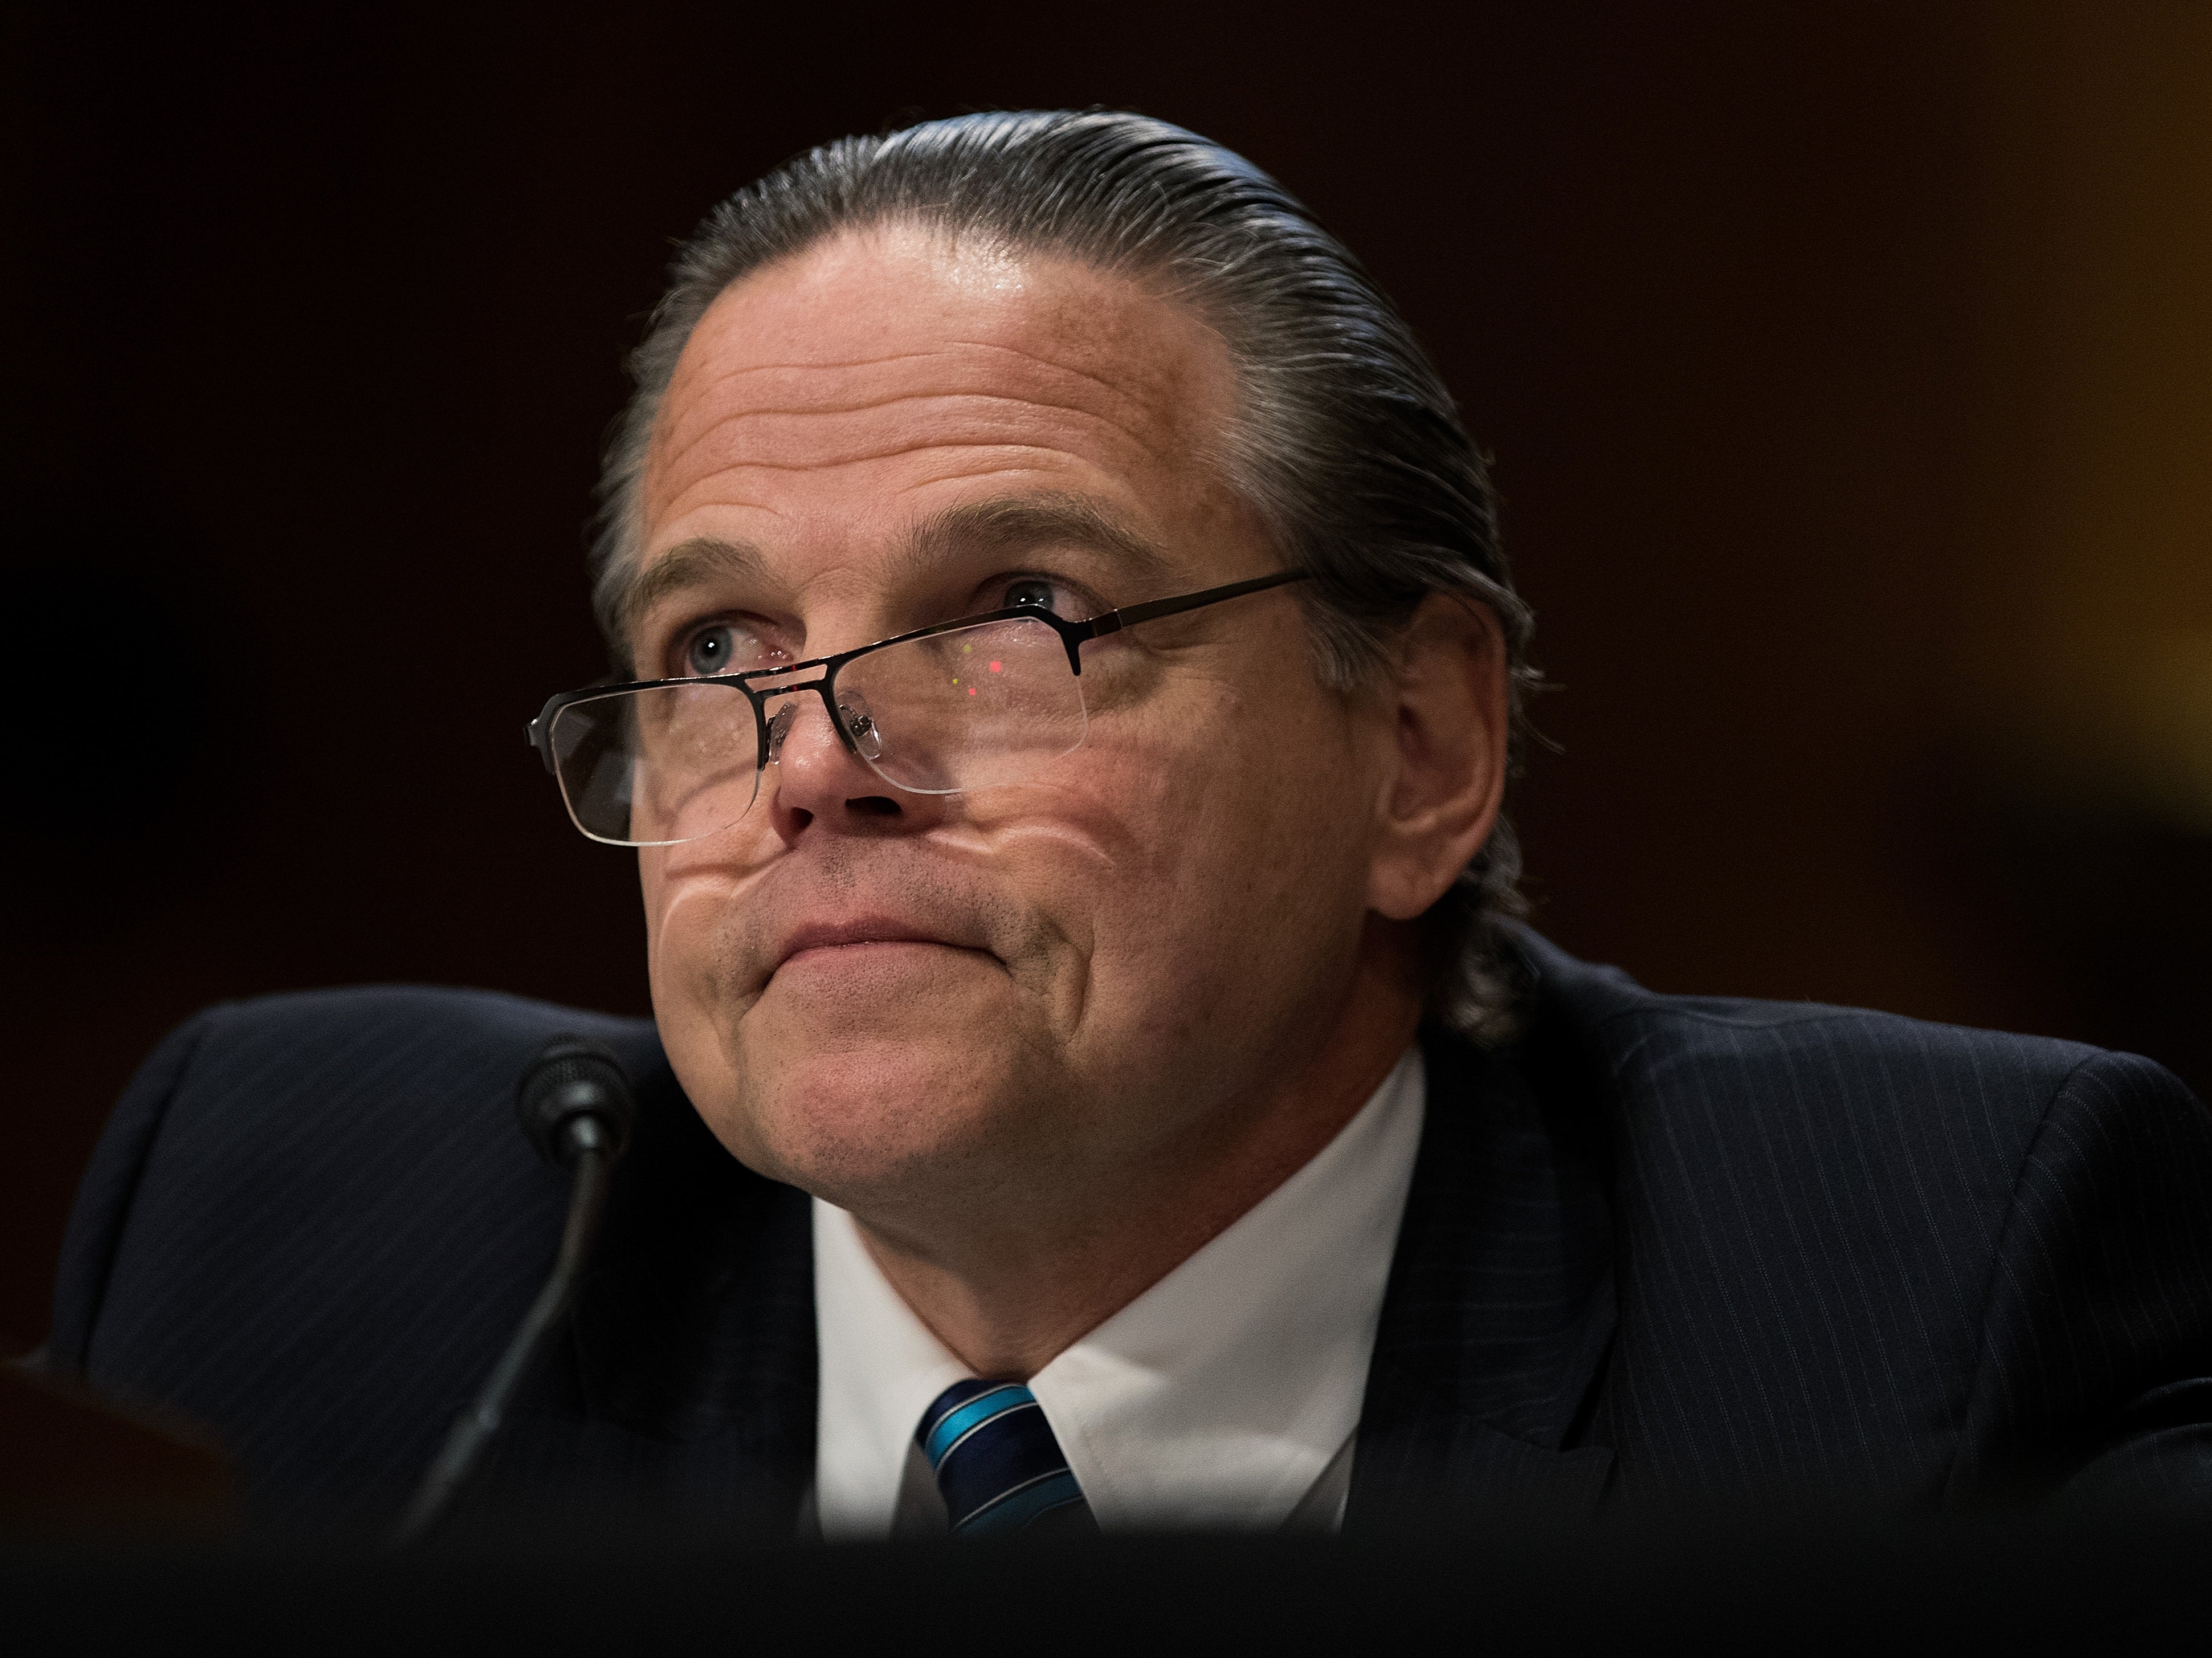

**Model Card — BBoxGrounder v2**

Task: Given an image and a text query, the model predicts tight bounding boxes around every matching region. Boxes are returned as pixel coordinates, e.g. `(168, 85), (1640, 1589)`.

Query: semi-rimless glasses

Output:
(528, 569), (1311, 847)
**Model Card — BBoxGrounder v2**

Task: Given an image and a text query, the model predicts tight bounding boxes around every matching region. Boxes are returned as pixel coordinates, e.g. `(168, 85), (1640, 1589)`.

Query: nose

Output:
(761, 687), (928, 846)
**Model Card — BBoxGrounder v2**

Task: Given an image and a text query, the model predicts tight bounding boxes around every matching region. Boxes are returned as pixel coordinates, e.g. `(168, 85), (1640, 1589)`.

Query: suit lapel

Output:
(1346, 1017), (1619, 1530)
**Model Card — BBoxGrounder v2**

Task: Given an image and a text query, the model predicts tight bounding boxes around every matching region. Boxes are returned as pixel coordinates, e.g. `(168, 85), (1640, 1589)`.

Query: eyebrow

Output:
(616, 496), (1173, 645)
(894, 495), (1176, 589)
(618, 535), (769, 637)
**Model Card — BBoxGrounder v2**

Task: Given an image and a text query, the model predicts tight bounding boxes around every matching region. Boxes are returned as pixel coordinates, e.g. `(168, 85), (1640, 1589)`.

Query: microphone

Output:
(390, 1036), (637, 1546)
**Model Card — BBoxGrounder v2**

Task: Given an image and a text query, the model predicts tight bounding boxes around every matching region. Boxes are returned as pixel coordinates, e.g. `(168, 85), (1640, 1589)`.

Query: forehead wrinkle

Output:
(673, 322), (1193, 410)
(659, 353), (966, 439)
(650, 378), (1183, 486)
(652, 333), (1202, 481)
(656, 446), (1075, 523)
(929, 337), (1179, 413)
(649, 412), (1183, 525)
(690, 345), (1170, 419)
(652, 392), (1042, 479)
(692, 348), (966, 377)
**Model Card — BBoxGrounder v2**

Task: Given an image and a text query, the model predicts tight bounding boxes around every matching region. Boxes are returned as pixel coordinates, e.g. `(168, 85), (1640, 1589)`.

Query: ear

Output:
(1365, 594), (1511, 922)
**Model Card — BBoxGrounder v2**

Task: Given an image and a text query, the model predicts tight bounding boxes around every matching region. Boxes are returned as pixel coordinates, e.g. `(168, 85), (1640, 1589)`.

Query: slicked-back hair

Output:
(592, 109), (1540, 1042)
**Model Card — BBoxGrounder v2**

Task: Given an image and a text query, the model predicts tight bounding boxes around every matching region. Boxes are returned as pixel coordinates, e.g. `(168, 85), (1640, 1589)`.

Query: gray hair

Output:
(591, 110), (1540, 1042)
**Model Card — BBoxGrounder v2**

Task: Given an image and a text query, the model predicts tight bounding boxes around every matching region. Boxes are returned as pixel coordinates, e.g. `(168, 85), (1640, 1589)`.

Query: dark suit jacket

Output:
(46, 933), (2212, 1529)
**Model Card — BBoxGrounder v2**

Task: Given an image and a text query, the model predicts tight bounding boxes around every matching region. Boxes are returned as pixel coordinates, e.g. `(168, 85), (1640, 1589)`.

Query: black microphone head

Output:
(515, 1036), (636, 1168)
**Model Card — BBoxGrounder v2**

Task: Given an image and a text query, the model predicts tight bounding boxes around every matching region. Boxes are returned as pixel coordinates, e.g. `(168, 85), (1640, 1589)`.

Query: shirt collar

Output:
(813, 1045), (1426, 1535)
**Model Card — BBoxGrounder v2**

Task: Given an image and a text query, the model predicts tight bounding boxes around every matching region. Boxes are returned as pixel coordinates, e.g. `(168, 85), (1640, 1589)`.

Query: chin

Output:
(709, 1024), (1047, 1212)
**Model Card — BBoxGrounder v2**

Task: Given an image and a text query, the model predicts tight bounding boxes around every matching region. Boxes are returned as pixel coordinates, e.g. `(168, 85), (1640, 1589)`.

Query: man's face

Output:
(631, 225), (1400, 1232)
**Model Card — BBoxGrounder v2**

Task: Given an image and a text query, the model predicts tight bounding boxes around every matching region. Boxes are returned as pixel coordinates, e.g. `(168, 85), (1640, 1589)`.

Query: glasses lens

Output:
(835, 615), (1085, 794)
(548, 681), (758, 846)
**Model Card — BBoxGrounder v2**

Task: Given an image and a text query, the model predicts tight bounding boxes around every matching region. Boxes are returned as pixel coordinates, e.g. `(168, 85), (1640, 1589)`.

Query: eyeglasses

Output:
(528, 569), (1310, 846)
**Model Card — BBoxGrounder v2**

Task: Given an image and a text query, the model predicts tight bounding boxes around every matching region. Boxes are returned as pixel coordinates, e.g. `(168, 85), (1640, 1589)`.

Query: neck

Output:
(854, 929), (1425, 1379)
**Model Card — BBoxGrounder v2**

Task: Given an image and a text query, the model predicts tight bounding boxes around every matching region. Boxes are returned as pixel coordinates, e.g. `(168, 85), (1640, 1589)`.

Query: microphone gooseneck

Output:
(390, 1036), (637, 1547)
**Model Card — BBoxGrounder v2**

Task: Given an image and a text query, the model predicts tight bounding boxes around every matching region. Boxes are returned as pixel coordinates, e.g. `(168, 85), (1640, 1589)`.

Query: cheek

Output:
(638, 852), (664, 943)
(636, 850), (752, 1094)
(639, 829), (778, 991)
(638, 852), (701, 998)
(1050, 676), (1376, 1024)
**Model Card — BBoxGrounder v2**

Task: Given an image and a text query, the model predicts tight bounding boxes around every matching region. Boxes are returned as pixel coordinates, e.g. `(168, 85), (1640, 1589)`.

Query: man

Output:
(48, 112), (2212, 1535)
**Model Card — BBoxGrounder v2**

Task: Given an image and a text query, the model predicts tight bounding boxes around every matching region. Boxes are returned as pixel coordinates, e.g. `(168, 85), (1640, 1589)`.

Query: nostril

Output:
(848, 795), (900, 818)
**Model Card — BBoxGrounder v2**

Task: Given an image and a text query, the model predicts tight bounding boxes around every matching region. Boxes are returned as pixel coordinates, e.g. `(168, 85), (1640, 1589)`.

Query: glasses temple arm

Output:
(1086, 569), (1310, 638)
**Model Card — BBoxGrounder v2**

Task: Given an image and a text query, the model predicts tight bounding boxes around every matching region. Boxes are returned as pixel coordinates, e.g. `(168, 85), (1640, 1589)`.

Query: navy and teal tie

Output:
(916, 1379), (1096, 1537)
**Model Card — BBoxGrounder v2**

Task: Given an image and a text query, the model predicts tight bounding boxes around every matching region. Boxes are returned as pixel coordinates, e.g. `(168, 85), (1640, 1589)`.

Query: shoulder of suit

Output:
(168, 983), (668, 1097)
(1508, 926), (2171, 1145)
(116, 984), (680, 1205)
(184, 981), (658, 1052)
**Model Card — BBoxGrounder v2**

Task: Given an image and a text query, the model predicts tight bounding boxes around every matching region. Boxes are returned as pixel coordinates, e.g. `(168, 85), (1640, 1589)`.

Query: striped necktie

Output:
(916, 1379), (1096, 1537)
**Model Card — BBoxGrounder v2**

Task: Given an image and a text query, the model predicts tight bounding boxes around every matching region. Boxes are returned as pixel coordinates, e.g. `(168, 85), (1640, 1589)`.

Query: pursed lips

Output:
(770, 918), (988, 977)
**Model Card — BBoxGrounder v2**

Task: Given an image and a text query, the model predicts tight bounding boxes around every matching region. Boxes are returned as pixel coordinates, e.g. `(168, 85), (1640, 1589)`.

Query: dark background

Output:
(6, 2), (2208, 1358)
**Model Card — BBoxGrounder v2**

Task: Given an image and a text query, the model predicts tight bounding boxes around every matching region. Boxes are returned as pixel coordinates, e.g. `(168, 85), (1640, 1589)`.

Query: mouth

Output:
(771, 918), (987, 978)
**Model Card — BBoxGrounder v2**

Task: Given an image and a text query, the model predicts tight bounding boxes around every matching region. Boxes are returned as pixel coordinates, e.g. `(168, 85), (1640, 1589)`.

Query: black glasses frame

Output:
(526, 568), (1311, 777)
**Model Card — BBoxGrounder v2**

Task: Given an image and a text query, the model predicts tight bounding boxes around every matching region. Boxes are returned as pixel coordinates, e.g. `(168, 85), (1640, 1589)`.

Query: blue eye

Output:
(1003, 580), (1059, 613)
(684, 625), (740, 676)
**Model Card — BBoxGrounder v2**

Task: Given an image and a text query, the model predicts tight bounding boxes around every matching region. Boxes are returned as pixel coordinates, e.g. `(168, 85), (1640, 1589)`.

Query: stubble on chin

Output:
(703, 984), (1082, 1222)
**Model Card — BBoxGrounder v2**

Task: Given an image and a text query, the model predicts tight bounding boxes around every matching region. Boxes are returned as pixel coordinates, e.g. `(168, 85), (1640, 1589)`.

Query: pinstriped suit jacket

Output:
(46, 932), (2212, 1527)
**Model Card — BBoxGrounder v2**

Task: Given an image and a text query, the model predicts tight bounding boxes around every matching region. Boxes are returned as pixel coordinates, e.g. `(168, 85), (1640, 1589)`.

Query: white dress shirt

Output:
(812, 1045), (1426, 1537)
